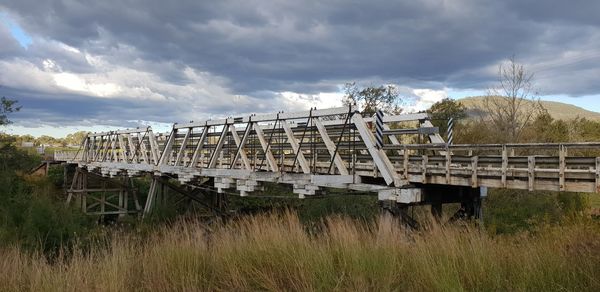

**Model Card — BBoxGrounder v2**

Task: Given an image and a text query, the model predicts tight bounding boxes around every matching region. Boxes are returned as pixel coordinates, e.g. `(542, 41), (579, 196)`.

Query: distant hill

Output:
(458, 96), (600, 121)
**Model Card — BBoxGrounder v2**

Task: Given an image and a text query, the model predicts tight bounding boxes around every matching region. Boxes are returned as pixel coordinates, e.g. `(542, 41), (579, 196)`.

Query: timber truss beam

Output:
(64, 106), (600, 210)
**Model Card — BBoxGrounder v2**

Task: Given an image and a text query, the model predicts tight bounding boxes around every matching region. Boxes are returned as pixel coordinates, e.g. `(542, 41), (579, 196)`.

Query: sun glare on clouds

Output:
(52, 72), (121, 97)
(279, 91), (344, 112)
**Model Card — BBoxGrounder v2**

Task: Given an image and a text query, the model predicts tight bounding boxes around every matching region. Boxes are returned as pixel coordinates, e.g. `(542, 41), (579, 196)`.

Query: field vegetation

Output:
(0, 213), (598, 291)
(1, 91), (600, 290)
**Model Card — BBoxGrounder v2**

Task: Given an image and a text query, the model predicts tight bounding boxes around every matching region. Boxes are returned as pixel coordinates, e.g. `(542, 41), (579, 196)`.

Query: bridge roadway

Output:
(62, 106), (600, 218)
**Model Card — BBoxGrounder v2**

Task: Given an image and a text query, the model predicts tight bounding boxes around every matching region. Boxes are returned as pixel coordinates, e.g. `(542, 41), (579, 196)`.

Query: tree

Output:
(342, 82), (403, 115)
(36, 135), (60, 146)
(427, 98), (467, 135)
(520, 112), (569, 143)
(1, 96), (21, 126)
(481, 56), (543, 142)
(1, 97), (21, 149)
(65, 131), (89, 146)
(15, 134), (35, 144)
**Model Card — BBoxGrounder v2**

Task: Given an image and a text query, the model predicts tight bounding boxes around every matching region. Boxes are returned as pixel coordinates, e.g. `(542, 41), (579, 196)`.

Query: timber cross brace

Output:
(61, 105), (600, 221)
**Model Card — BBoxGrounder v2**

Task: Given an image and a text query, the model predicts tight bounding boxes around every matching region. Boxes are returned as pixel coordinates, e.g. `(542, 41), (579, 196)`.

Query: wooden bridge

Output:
(61, 106), (600, 222)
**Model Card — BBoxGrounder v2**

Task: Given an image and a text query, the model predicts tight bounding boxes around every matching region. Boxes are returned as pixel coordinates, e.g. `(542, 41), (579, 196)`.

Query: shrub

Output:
(484, 189), (589, 234)
(0, 146), (95, 255)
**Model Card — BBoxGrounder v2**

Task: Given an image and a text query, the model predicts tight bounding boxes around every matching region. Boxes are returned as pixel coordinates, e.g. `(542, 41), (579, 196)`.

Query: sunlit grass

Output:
(588, 193), (600, 209)
(0, 213), (598, 291)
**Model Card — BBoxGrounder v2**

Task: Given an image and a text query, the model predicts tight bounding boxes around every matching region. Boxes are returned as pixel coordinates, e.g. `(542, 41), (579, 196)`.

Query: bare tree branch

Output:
(481, 56), (543, 142)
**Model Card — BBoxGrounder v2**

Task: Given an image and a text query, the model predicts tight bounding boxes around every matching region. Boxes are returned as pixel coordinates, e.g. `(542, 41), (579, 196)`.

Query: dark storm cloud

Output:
(0, 21), (23, 57)
(1, 86), (162, 128)
(1, 0), (600, 131)
(505, 0), (600, 26)
(4, 0), (592, 91)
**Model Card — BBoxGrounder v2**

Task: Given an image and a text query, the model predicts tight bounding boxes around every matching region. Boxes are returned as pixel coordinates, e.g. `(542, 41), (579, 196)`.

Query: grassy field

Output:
(588, 193), (600, 208)
(0, 213), (598, 291)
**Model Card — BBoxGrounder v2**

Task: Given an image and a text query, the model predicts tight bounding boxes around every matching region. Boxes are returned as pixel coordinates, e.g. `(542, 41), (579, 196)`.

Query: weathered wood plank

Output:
(208, 125), (229, 168)
(559, 145), (566, 191)
(282, 121), (311, 173)
(502, 145), (508, 187)
(421, 155), (428, 183)
(174, 128), (191, 166)
(528, 156), (535, 191)
(229, 124), (252, 170)
(189, 126), (209, 168)
(471, 156), (478, 188)
(445, 149), (451, 184)
(352, 114), (399, 186)
(159, 130), (177, 166)
(254, 123), (278, 172)
(314, 118), (348, 175)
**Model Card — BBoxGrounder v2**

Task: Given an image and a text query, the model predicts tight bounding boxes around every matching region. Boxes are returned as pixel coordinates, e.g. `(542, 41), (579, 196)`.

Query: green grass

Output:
(0, 212), (598, 291)
(588, 193), (600, 209)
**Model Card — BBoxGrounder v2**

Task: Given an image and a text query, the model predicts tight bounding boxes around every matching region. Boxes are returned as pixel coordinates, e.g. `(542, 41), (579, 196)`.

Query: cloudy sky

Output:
(1, 0), (600, 137)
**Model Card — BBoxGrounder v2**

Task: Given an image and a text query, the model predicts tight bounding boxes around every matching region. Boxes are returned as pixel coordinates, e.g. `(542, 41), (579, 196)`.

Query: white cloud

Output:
(3, 0), (600, 137)
(0, 41), (252, 104)
(52, 72), (121, 97)
(413, 88), (447, 103)
(405, 88), (448, 112)
(42, 58), (60, 72)
(0, 59), (57, 93)
(277, 86), (451, 115)
(278, 91), (344, 112)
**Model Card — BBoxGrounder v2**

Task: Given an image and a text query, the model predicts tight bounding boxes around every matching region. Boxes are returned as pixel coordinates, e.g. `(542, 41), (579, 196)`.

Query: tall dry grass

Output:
(0, 213), (598, 291)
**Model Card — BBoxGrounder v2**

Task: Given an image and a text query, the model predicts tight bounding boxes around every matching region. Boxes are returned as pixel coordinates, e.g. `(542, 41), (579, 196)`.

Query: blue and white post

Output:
(375, 110), (384, 149)
(447, 117), (454, 145)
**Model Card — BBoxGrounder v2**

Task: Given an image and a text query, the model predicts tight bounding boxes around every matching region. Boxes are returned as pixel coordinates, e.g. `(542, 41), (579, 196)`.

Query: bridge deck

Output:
(66, 106), (600, 202)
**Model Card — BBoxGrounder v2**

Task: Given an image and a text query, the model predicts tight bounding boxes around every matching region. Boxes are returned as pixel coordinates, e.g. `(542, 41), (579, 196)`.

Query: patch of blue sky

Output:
(0, 12), (32, 48)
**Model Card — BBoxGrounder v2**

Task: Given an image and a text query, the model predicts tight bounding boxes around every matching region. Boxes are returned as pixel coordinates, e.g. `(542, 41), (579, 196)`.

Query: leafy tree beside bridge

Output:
(427, 98), (467, 136)
(342, 82), (404, 115)
(1, 96), (20, 126)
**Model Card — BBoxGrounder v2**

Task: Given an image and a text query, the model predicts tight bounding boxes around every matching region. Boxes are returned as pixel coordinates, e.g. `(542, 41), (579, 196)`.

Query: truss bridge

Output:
(62, 106), (600, 222)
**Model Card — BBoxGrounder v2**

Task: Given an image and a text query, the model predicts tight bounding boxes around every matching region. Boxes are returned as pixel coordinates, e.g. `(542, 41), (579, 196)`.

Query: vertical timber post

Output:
(81, 169), (87, 213)
(143, 176), (159, 217)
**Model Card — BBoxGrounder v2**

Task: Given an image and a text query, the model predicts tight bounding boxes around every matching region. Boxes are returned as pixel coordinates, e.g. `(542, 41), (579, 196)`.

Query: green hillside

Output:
(458, 96), (600, 121)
